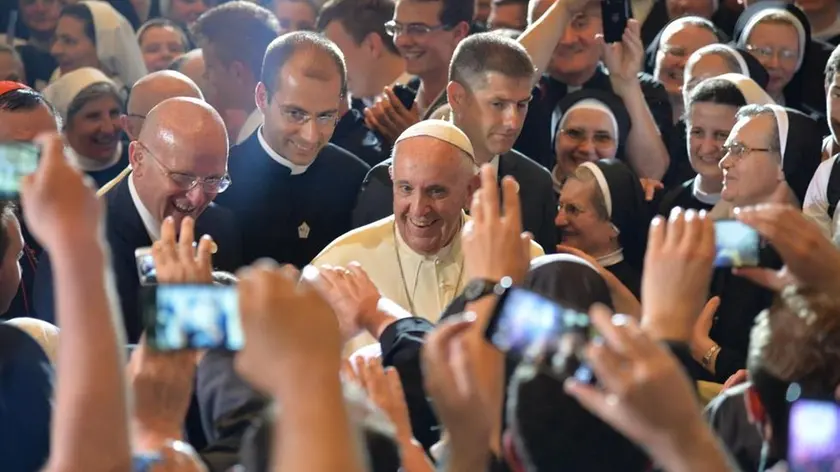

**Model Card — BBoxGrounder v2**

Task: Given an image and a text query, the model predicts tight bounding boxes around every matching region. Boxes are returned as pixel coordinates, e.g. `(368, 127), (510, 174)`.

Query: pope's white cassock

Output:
(312, 120), (544, 354)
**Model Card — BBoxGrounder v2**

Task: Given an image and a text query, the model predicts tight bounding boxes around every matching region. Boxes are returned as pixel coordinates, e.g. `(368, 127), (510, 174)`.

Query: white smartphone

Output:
(135, 247), (156, 286)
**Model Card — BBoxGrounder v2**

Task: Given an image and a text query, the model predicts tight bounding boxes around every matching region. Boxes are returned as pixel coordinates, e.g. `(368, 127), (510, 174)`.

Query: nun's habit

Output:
(50, 1), (148, 91)
(662, 51), (770, 189)
(703, 104), (821, 383)
(43, 67), (131, 188)
(639, 0), (723, 47)
(551, 89), (631, 191)
(733, 1), (832, 128)
(643, 16), (725, 75)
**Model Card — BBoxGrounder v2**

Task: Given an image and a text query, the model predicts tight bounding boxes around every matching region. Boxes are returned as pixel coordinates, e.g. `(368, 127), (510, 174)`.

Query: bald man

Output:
(121, 70), (203, 140)
(34, 97), (242, 342)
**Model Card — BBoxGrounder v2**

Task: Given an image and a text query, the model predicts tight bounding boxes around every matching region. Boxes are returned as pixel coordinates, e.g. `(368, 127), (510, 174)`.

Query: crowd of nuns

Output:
(4, 0), (840, 471)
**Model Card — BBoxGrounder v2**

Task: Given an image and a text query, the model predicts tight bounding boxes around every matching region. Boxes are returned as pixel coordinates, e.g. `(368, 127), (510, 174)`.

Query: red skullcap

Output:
(0, 81), (30, 96)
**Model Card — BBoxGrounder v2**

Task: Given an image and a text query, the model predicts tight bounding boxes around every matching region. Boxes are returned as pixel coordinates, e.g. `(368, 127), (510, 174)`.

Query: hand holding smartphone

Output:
(601, 0), (629, 43)
(0, 141), (40, 198)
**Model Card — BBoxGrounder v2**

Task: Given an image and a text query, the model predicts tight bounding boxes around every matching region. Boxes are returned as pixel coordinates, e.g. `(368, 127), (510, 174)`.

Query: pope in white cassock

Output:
(312, 119), (544, 353)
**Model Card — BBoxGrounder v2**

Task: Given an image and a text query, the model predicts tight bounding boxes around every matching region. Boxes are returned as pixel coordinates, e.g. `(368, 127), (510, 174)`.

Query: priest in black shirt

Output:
(215, 31), (370, 269)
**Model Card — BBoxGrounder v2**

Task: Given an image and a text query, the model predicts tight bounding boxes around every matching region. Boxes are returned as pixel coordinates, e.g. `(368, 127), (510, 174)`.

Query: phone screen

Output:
(142, 285), (243, 351)
(789, 399), (840, 471)
(714, 220), (760, 268)
(485, 287), (591, 357)
(601, 0), (629, 43)
(0, 142), (39, 198)
(135, 247), (156, 286)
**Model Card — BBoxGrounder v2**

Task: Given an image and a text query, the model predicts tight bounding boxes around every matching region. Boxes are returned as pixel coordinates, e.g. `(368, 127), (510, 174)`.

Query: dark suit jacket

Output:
(352, 150), (557, 252)
(32, 178), (243, 343)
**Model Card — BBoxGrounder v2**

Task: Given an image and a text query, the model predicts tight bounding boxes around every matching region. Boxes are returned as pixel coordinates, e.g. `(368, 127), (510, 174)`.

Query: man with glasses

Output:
(120, 70), (204, 140)
(33, 97), (243, 342)
(364, 0), (473, 142)
(214, 31), (370, 269)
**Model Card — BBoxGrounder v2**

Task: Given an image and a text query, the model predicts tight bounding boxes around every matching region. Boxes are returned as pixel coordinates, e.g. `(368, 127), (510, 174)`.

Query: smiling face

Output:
(686, 101), (738, 184)
(554, 107), (618, 181)
(51, 15), (99, 74)
(531, 0), (602, 85)
(392, 0), (467, 78)
(140, 25), (187, 72)
(391, 136), (475, 255)
(654, 24), (719, 99)
(65, 91), (122, 162)
(745, 20), (800, 97)
(258, 48), (343, 166)
(19, 0), (61, 38)
(554, 175), (616, 257)
(450, 72), (532, 159)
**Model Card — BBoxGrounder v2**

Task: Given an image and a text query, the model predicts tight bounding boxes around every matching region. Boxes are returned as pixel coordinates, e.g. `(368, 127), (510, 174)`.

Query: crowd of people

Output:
(1, 0), (840, 470)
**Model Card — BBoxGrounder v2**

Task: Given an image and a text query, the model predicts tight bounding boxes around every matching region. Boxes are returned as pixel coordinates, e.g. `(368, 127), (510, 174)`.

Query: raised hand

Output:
(152, 216), (214, 285)
(364, 87), (420, 144)
(641, 208), (716, 342)
(600, 19), (644, 90)
(308, 263), (382, 342)
(21, 133), (102, 251)
(462, 165), (533, 284)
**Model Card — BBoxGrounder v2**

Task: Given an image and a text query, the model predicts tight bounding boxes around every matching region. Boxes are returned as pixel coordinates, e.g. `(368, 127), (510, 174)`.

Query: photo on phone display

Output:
(142, 285), (243, 351)
(135, 247), (156, 286)
(713, 220), (760, 268)
(0, 142), (39, 199)
(788, 399), (840, 471)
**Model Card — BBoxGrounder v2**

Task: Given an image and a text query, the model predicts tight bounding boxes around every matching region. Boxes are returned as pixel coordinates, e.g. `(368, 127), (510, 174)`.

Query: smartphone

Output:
(601, 0), (629, 43)
(392, 84), (416, 110)
(135, 247), (156, 286)
(0, 142), (39, 198)
(714, 220), (760, 268)
(141, 285), (243, 351)
(788, 399), (840, 471)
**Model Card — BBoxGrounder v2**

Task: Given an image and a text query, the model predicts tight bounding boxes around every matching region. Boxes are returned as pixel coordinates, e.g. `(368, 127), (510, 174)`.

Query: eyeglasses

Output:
(126, 113), (146, 120)
(384, 20), (449, 37)
(136, 141), (231, 193)
(276, 104), (340, 128)
(557, 201), (588, 217)
(745, 44), (798, 63)
(721, 142), (779, 160)
(560, 128), (616, 149)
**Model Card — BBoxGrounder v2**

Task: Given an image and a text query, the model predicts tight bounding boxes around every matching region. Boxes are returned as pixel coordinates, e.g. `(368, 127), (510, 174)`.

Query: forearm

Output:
(517, 2), (571, 84)
(466, 296), (504, 456)
(615, 82), (670, 179)
(46, 241), (131, 472)
(273, 372), (365, 472)
(366, 297), (413, 339)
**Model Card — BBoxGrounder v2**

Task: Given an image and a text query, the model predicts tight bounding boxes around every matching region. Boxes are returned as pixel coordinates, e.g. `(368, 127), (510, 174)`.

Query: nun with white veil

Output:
(49, 1), (148, 92)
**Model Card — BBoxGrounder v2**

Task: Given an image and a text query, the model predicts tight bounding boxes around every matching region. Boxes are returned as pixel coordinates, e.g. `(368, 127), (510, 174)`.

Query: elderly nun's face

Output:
(719, 113), (785, 205)
(65, 90), (122, 162)
(555, 175), (617, 257)
(686, 101), (738, 182)
(655, 23), (719, 99)
(554, 107), (618, 181)
(51, 14), (99, 74)
(682, 52), (736, 99)
(745, 20), (800, 97)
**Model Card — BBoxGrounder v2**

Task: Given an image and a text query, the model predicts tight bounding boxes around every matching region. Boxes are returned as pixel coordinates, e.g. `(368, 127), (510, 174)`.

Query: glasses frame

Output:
(135, 141), (232, 194)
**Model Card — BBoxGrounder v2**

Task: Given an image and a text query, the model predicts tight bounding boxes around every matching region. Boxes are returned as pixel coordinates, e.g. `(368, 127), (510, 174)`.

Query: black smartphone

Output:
(141, 285), (243, 351)
(714, 220), (760, 268)
(0, 141), (39, 198)
(601, 0), (629, 44)
(788, 398), (840, 471)
(392, 83), (416, 110)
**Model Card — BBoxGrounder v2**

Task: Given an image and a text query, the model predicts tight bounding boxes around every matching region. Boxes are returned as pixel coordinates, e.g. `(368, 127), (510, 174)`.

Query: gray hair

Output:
(735, 104), (780, 152)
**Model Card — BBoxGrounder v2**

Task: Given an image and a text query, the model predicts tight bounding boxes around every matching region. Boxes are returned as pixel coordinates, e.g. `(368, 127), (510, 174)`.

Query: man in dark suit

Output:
(34, 98), (242, 343)
(352, 33), (557, 252)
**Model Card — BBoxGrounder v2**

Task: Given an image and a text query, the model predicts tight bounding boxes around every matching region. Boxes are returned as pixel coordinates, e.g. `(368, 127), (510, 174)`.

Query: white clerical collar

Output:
(257, 126), (311, 175)
(550, 165), (564, 194)
(490, 155), (500, 174)
(596, 248), (624, 267)
(128, 173), (161, 241)
(236, 108), (264, 145)
(66, 141), (123, 172)
(692, 176), (722, 205)
(392, 214), (464, 263)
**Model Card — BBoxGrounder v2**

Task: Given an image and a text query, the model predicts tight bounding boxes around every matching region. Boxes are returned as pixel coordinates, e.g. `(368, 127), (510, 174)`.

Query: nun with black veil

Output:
(659, 73), (774, 216)
(692, 103), (822, 384)
(661, 44), (770, 188)
(732, 1), (832, 128)
(554, 160), (649, 298)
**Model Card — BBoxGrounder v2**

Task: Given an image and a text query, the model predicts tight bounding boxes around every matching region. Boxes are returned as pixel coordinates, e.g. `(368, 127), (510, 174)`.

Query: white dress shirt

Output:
(129, 173), (161, 241)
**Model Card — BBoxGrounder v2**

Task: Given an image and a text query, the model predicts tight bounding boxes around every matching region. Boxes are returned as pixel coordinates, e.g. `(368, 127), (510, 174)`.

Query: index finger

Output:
(477, 164), (499, 224)
(177, 217), (197, 264)
(501, 175), (523, 232)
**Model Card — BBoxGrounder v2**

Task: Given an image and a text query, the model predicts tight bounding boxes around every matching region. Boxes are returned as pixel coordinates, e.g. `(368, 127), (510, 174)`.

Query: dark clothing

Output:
(662, 119), (694, 189)
(514, 68), (672, 171)
(704, 382), (764, 472)
(32, 178), (243, 342)
(16, 44), (56, 89)
(352, 150), (558, 252)
(0, 323), (53, 472)
(331, 108), (390, 167)
(657, 178), (716, 217)
(605, 259), (642, 300)
(196, 317), (437, 471)
(215, 132), (369, 268)
(86, 145), (131, 189)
